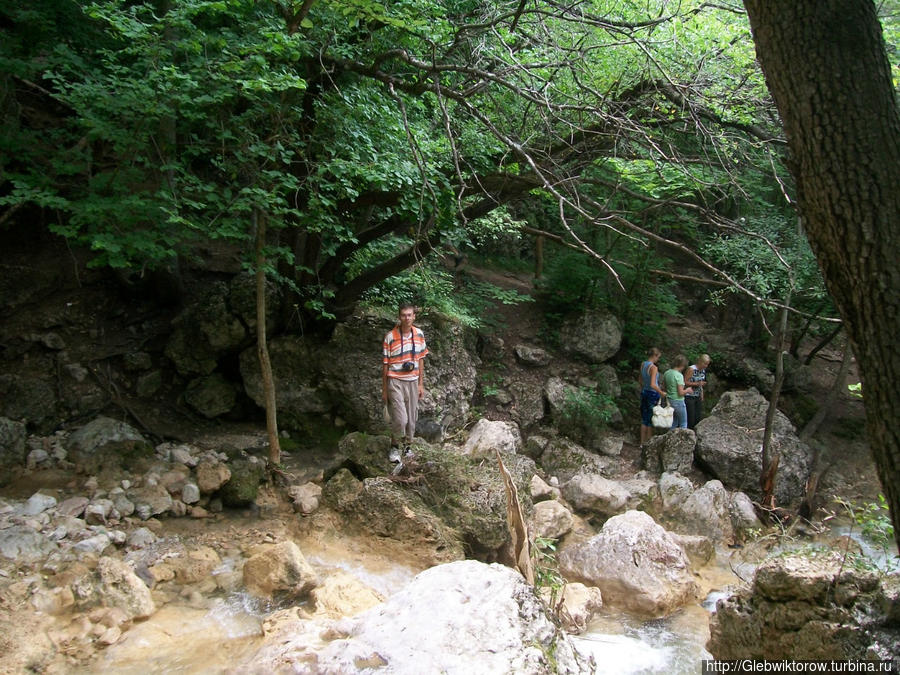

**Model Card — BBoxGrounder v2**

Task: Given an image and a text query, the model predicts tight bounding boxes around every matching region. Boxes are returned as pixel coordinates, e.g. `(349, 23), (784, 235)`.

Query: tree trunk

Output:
(760, 295), (790, 510)
(801, 342), (854, 443)
(254, 210), (281, 465)
(744, 0), (900, 547)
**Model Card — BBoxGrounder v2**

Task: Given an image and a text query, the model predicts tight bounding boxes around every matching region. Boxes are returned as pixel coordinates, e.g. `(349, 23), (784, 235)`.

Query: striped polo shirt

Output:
(383, 325), (428, 381)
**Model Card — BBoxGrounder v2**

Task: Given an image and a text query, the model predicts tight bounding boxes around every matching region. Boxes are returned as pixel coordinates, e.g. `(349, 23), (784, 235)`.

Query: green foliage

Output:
(557, 387), (616, 441)
(532, 536), (566, 611)
(847, 382), (863, 399)
(835, 495), (896, 568)
(479, 372), (504, 398)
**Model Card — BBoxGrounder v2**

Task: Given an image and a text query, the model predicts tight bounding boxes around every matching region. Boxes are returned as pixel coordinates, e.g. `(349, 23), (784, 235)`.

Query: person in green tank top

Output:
(662, 354), (694, 429)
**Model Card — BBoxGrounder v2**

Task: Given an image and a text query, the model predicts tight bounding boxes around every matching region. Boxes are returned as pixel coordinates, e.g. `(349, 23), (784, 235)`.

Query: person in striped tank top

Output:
(382, 303), (429, 463)
(684, 354), (711, 430)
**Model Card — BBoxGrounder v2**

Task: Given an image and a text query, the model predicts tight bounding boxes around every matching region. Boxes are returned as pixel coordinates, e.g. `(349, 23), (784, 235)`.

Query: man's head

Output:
(398, 303), (416, 329)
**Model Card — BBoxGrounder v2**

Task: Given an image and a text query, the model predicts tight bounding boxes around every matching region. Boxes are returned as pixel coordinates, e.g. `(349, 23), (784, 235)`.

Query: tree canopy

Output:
(2, 0), (819, 328)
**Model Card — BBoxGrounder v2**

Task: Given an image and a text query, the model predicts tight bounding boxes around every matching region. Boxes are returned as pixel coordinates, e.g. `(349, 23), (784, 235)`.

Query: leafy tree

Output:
(2, 0), (791, 326)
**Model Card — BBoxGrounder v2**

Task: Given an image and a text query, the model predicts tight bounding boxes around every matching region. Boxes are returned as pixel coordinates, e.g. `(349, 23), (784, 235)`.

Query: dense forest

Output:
(2, 1), (898, 545)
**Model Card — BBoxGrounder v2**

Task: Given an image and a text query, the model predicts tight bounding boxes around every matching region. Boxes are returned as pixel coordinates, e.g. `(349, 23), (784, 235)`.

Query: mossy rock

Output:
(322, 469), (464, 563)
(219, 455), (267, 507)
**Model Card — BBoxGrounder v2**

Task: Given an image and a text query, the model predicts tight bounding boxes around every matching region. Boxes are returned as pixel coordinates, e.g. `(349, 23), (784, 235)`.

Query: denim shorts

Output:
(640, 389), (660, 426)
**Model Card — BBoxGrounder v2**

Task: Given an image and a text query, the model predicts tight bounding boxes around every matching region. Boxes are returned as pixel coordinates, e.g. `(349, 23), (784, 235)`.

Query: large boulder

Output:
(126, 484), (174, 520)
(67, 416), (154, 471)
(242, 541), (319, 599)
(695, 389), (813, 504)
(508, 380), (546, 429)
(531, 499), (575, 540)
(558, 309), (622, 363)
(561, 474), (633, 517)
(218, 454), (266, 507)
(240, 337), (330, 430)
(414, 443), (537, 559)
(671, 479), (733, 543)
(332, 433), (536, 560)
(558, 510), (699, 617)
(0, 526), (58, 563)
(243, 560), (586, 674)
(709, 551), (899, 662)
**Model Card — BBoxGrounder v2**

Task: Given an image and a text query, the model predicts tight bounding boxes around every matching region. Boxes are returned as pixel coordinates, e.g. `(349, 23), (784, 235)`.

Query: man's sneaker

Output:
(388, 447), (401, 463)
(402, 444), (413, 458)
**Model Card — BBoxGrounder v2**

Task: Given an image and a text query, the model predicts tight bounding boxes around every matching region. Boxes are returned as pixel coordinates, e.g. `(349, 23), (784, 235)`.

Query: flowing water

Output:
(88, 548), (739, 674)
(84, 516), (897, 674)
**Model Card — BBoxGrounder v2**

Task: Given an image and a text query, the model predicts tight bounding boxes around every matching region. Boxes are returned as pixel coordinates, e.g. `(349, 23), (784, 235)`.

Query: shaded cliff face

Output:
(0, 225), (482, 446)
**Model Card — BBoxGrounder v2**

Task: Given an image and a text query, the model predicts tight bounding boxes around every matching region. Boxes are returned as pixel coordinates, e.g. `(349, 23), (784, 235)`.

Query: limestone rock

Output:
(322, 469), (464, 564)
(557, 582), (603, 634)
(20, 492), (58, 516)
(164, 281), (246, 376)
(561, 474), (632, 517)
(0, 417), (27, 479)
(288, 482), (322, 515)
(642, 428), (696, 475)
(72, 557), (155, 621)
(540, 436), (611, 482)
(195, 460), (231, 493)
(242, 540), (318, 599)
(709, 551), (897, 661)
(674, 480), (734, 543)
(0, 526), (58, 562)
(127, 484), (174, 520)
(531, 499), (574, 540)
(695, 389), (812, 504)
(658, 471), (694, 511)
(730, 490), (762, 535)
(67, 416), (153, 471)
(310, 570), (384, 619)
(558, 309), (622, 363)
(245, 560), (585, 674)
(514, 344), (551, 366)
(559, 510), (698, 617)
(168, 546), (221, 584)
(184, 373), (237, 419)
(460, 418), (523, 456)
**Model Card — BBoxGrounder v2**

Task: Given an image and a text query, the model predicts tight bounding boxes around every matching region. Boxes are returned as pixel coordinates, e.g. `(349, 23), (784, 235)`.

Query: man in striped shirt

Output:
(382, 303), (428, 462)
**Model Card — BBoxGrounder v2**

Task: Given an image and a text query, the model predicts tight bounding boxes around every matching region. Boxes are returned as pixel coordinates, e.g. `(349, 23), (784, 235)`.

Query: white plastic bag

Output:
(651, 403), (674, 429)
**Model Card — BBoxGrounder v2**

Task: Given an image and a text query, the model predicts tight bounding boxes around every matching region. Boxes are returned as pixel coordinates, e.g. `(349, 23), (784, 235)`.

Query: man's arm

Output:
(382, 363), (389, 400)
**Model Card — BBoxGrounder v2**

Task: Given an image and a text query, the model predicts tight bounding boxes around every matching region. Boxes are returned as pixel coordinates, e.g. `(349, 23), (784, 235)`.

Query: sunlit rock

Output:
(559, 510), (698, 617)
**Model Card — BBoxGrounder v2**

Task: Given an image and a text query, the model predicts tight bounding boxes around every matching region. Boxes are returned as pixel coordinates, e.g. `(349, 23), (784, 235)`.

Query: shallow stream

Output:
(89, 546), (741, 674)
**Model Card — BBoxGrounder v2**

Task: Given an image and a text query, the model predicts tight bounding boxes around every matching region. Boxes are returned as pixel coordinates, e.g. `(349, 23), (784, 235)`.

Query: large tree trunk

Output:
(744, 0), (900, 548)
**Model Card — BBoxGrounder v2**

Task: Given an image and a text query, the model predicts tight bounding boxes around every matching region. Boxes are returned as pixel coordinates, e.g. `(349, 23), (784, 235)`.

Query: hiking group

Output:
(380, 304), (712, 465)
(639, 347), (711, 445)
